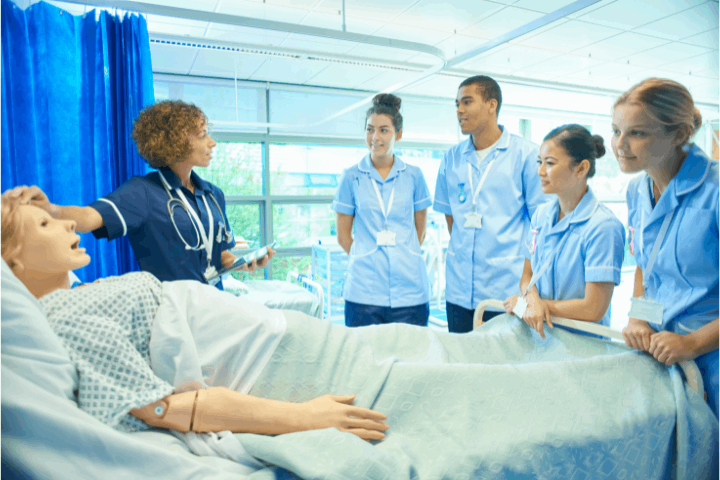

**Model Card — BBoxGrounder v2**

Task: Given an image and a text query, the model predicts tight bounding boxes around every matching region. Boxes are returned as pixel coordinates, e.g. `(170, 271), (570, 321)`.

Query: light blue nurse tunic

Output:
(524, 186), (625, 328)
(433, 126), (548, 310)
(626, 144), (718, 415)
(332, 155), (432, 308)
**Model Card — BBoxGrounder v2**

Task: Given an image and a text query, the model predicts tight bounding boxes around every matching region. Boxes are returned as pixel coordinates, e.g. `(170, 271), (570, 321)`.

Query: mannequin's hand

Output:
(300, 394), (388, 441)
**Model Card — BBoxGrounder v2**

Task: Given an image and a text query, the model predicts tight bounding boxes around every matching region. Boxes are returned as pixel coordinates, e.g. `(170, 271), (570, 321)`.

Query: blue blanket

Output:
(240, 313), (718, 480)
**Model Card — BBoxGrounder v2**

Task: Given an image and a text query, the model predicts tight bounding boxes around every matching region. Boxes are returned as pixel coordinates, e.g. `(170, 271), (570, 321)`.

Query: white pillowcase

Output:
(1, 259), (77, 400)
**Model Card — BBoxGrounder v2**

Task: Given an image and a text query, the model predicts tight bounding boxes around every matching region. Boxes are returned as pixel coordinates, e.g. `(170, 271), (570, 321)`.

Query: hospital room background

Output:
(3, 0), (719, 329)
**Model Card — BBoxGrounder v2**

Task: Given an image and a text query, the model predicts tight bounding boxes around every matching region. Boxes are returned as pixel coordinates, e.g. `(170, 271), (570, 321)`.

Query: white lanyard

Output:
(466, 153), (497, 212)
(640, 209), (674, 291)
(370, 178), (395, 231)
(159, 171), (215, 268)
(524, 213), (575, 297)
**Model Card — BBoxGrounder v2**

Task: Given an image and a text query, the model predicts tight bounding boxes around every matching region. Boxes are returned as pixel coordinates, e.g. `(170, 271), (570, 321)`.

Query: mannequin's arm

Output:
(130, 387), (388, 440)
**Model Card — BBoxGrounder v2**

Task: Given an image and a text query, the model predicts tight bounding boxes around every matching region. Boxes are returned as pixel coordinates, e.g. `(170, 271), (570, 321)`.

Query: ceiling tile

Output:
(149, 43), (198, 75)
(462, 44), (559, 73)
(660, 51), (719, 76)
(519, 53), (606, 77)
(570, 32), (670, 62)
(280, 33), (359, 53)
(374, 23), (452, 46)
(577, 0), (705, 30)
(136, 0), (219, 9)
(394, 0), (504, 34)
(189, 49), (268, 78)
(249, 57), (329, 84)
(265, 0), (320, 9)
(519, 19), (623, 53)
(342, 44), (418, 63)
(565, 61), (647, 83)
(204, 25), (289, 46)
(621, 42), (712, 68)
(316, 0), (417, 20)
(633, 2), (719, 41)
(692, 67), (720, 79)
(353, 70), (423, 92)
(680, 28), (720, 50)
(507, 18), (570, 46)
(304, 63), (385, 88)
(399, 75), (462, 98)
(462, 6), (546, 40)
(146, 19), (210, 37)
(434, 34), (492, 60)
(214, 1), (310, 24)
(510, 0), (586, 14)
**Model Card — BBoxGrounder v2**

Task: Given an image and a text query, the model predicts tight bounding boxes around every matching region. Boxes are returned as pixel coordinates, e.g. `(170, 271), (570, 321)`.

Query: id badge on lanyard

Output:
(627, 208), (674, 324)
(463, 154), (496, 229)
(371, 178), (397, 247)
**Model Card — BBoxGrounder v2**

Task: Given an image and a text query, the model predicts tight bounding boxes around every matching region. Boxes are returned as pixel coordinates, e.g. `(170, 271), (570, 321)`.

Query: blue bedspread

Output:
(240, 312), (718, 480)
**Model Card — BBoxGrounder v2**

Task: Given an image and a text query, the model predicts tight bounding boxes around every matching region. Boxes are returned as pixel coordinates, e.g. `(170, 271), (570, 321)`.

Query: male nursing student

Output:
(434, 75), (548, 333)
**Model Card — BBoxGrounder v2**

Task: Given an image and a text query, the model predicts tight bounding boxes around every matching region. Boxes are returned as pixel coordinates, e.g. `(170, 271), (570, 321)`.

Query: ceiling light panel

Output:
(395, 0), (505, 34)
(633, 2), (719, 41)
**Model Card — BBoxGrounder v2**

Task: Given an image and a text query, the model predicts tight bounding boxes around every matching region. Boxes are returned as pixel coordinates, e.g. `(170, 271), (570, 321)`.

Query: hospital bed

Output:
(2, 261), (718, 479)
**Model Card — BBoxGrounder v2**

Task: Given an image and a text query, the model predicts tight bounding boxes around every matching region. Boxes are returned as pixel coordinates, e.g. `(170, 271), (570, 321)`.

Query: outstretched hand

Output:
(300, 394), (388, 441)
(622, 317), (655, 351)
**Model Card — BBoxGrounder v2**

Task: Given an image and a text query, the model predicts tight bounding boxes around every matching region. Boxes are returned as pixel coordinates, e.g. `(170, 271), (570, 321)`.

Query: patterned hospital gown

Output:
(40, 272), (174, 432)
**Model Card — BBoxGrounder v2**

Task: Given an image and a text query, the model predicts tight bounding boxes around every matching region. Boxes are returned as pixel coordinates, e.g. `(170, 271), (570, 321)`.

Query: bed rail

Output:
(472, 299), (704, 397)
(286, 271), (325, 322)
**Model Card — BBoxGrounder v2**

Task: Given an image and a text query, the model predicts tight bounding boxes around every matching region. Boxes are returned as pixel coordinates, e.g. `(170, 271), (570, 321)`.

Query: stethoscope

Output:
(158, 170), (233, 281)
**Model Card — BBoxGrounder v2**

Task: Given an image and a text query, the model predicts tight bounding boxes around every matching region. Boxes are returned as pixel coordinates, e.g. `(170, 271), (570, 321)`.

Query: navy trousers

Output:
(344, 300), (429, 328)
(446, 301), (502, 333)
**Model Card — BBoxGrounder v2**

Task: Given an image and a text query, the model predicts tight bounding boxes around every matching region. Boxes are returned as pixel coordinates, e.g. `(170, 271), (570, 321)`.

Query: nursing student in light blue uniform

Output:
(333, 94), (432, 327)
(614, 79), (719, 418)
(503, 125), (625, 338)
(434, 75), (548, 333)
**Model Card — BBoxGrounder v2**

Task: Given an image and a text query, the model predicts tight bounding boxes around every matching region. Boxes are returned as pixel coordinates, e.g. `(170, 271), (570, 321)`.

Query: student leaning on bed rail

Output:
(612, 78), (719, 419)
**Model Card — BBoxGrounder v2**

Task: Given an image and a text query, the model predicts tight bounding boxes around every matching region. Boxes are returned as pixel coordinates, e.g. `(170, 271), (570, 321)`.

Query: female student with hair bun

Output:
(504, 125), (625, 338)
(332, 93), (432, 327)
(613, 78), (719, 418)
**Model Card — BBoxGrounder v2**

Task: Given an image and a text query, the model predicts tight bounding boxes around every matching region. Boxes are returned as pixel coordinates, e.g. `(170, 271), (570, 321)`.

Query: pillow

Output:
(1, 259), (77, 400)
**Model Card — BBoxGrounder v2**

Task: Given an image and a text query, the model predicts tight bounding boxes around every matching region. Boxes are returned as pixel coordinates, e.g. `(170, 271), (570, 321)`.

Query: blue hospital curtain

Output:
(1, 0), (154, 281)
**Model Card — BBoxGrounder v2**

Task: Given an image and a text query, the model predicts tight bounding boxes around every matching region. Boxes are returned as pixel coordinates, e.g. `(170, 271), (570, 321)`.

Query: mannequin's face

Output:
(10, 205), (90, 276)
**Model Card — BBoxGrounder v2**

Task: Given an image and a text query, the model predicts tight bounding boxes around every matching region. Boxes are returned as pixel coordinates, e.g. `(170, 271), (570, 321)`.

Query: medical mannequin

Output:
(503, 125), (625, 338)
(5, 100), (273, 289)
(333, 94), (432, 327)
(433, 75), (548, 333)
(0, 197), (388, 441)
(613, 78), (719, 417)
